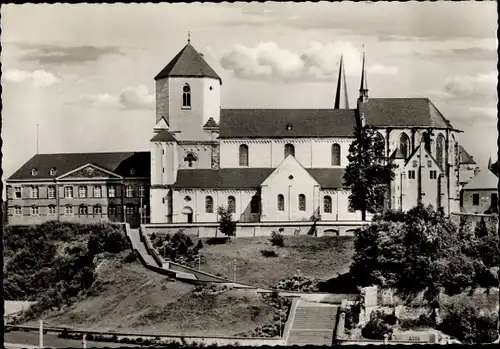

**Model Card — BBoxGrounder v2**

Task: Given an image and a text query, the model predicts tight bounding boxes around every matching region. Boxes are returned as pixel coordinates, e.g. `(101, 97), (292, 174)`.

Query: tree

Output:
(217, 206), (236, 237)
(269, 230), (285, 248)
(343, 127), (396, 221)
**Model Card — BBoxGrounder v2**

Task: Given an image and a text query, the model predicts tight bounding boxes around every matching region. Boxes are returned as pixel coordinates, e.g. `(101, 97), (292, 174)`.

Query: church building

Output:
(149, 39), (462, 224)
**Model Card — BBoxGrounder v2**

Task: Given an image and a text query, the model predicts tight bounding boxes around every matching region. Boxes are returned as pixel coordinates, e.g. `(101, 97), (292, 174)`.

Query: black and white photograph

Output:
(1, 1), (498, 347)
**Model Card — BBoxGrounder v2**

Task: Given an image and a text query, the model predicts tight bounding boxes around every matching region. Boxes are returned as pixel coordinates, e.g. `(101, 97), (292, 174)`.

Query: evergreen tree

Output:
(343, 127), (396, 220)
(217, 206), (236, 237)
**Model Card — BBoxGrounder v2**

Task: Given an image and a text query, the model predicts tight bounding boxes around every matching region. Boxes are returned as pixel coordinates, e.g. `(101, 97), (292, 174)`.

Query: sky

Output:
(1, 2), (498, 187)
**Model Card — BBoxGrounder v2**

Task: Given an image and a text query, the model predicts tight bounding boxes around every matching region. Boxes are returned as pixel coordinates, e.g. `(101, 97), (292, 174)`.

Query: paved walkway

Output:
(127, 228), (157, 266)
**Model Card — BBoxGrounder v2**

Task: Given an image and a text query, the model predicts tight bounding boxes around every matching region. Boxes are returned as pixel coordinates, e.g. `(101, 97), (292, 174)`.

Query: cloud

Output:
(416, 46), (497, 61)
(76, 85), (154, 110)
(18, 44), (124, 65)
(443, 72), (497, 103)
(219, 41), (398, 82)
(2, 69), (61, 87)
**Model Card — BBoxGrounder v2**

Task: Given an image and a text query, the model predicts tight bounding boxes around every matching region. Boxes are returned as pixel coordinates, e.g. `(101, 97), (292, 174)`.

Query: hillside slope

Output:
(27, 255), (275, 336)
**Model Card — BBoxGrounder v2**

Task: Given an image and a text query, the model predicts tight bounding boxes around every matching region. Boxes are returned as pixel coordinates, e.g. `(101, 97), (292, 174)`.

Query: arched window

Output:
(108, 204), (116, 215)
(324, 196), (332, 213)
(399, 132), (410, 159)
(284, 143), (295, 158)
(421, 132), (431, 154)
(436, 134), (445, 169)
(205, 196), (213, 213)
(182, 84), (191, 108)
(79, 205), (88, 216)
(228, 196), (236, 213)
(331, 144), (341, 166)
(239, 144), (249, 166)
(277, 194), (285, 211)
(184, 153), (197, 168)
(93, 205), (102, 215)
(251, 195), (260, 214)
(298, 194), (306, 211)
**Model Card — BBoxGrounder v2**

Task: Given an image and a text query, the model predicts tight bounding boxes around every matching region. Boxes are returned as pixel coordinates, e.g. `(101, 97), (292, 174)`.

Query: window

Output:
(93, 186), (102, 198)
(64, 186), (73, 198)
(228, 196), (236, 213)
(126, 185), (134, 198)
(31, 205), (39, 215)
(79, 186), (87, 198)
(139, 185), (146, 197)
(284, 144), (295, 158)
(108, 185), (116, 198)
(14, 187), (21, 199)
(93, 205), (102, 215)
(436, 134), (445, 168)
(277, 194), (285, 211)
(408, 170), (416, 179)
(31, 168), (38, 176)
(182, 84), (191, 108)
(48, 205), (56, 216)
(472, 193), (480, 206)
(65, 205), (73, 215)
(491, 193), (498, 208)
(205, 196), (214, 213)
(31, 186), (39, 199)
(427, 160), (432, 168)
(126, 205), (135, 215)
(239, 144), (249, 167)
(79, 205), (88, 215)
(48, 186), (56, 199)
(421, 132), (431, 153)
(130, 168), (136, 175)
(108, 205), (116, 215)
(324, 196), (332, 213)
(298, 194), (306, 211)
(430, 170), (437, 180)
(50, 168), (57, 176)
(184, 153), (197, 168)
(331, 144), (341, 166)
(412, 160), (418, 168)
(14, 206), (22, 215)
(399, 132), (410, 159)
(251, 195), (260, 214)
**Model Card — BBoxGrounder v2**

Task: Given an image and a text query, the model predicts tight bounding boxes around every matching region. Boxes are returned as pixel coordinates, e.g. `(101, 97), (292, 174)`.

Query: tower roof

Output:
(359, 52), (368, 93)
(154, 43), (222, 83)
(334, 55), (349, 109)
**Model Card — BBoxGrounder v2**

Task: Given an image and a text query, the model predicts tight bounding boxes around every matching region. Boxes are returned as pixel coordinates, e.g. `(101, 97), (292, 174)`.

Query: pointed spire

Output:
(488, 154), (492, 169)
(334, 54), (349, 109)
(359, 50), (368, 102)
(187, 31), (191, 44)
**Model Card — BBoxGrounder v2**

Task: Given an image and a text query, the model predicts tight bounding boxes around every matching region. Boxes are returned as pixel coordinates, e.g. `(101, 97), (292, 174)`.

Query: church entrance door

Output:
(182, 206), (194, 223)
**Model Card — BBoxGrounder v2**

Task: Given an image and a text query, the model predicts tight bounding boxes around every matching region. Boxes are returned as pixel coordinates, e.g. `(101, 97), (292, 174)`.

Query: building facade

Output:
(461, 166), (498, 214)
(148, 41), (464, 224)
(6, 152), (150, 228)
(7, 39), (471, 227)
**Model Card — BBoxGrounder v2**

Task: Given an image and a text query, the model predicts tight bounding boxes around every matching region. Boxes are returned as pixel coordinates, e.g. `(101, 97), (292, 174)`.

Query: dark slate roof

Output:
(219, 109), (357, 138)
(390, 148), (406, 159)
(174, 168), (346, 189)
(154, 43), (222, 83)
(151, 130), (178, 142)
(364, 98), (454, 129)
(8, 152), (150, 180)
(459, 145), (477, 165)
(203, 117), (219, 129)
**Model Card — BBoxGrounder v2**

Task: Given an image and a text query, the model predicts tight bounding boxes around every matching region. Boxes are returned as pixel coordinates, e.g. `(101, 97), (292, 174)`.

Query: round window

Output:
(183, 85), (190, 92)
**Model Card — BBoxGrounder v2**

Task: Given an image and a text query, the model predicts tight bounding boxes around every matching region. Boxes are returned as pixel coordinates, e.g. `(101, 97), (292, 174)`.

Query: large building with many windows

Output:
(7, 39), (469, 228)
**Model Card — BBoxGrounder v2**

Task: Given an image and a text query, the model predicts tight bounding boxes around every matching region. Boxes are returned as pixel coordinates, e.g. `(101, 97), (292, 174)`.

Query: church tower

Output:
(334, 54), (349, 109)
(154, 35), (222, 142)
(356, 52), (369, 129)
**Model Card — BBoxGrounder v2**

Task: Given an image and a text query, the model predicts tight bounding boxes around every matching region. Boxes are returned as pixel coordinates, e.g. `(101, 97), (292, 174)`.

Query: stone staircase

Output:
(286, 300), (338, 346)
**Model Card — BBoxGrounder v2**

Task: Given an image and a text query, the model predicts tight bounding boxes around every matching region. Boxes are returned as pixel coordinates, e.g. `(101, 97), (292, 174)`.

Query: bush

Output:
(150, 232), (157, 241)
(261, 250), (278, 258)
(399, 313), (433, 331)
(206, 237), (229, 245)
(361, 310), (393, 340)
(123, 250), (138, 263)
(196, 240), (203, 249)
(269, 231), (284, 248)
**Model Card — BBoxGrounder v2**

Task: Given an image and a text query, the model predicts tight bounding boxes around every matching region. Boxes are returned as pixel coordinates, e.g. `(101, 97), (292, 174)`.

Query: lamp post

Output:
(233, 259), (237, 282)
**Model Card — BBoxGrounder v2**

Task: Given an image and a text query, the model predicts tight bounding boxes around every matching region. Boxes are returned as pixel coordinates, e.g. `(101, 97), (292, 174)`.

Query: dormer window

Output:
(31, 168), (38, 176)
(49, 168), (57, 176)
(182, 84), (191, 108)
(286, 123), (292, 131)
(130, 168), (136, 175)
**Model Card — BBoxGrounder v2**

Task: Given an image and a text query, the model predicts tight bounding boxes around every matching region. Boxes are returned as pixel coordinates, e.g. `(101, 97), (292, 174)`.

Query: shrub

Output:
(361, 310), (393, 340)
(269, 231), (284, 248)
(186, 236), (193, 247)
(206, 237), (229, 245)
(154, 237), (164, 248)
(150, 232), (157, 241)
(123, 250), (138, 263)
(165, 233), (171, 241)
(196, 240), (204, 249)
(260, 250), (278, 258)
